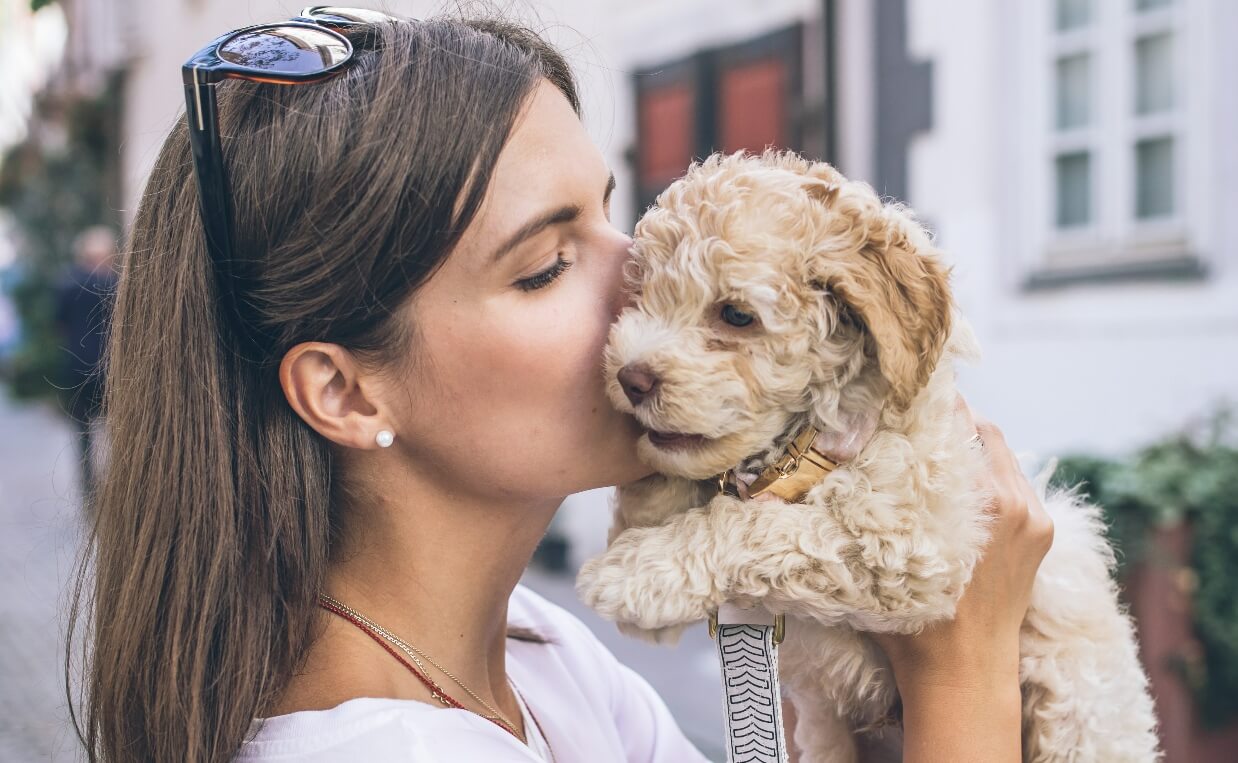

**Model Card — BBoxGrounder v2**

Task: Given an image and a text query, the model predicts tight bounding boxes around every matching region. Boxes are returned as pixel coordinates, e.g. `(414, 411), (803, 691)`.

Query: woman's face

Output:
(379, 79), (652, 500)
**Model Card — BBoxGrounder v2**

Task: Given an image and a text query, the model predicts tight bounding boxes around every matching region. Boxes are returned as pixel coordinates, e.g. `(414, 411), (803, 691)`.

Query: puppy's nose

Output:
(618, 363), (659, 406)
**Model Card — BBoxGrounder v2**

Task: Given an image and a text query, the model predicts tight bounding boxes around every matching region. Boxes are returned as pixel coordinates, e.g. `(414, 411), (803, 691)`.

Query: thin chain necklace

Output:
(318, 593), (518, 731)
(316, 593), (556, 760)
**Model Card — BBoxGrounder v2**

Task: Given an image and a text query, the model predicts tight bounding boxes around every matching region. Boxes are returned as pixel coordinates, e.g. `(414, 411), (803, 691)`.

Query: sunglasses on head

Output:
(180, 6), (399, 351)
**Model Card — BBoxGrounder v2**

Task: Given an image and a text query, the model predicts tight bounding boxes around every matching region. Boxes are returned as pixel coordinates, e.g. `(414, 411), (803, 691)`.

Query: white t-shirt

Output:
(235, 584), (712, 762)
(511, 675), (552, 762)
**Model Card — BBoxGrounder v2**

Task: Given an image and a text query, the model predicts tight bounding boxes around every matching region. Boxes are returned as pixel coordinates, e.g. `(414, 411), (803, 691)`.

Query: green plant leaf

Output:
(1053, 407), (1238, 727)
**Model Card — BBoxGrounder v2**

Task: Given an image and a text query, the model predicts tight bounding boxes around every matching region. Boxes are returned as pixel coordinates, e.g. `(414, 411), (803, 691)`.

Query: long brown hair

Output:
(67, 13), (578, 762)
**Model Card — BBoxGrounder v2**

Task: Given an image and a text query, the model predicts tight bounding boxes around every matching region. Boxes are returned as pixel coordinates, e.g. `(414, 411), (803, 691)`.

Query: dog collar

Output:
(716, 425), (841, 503)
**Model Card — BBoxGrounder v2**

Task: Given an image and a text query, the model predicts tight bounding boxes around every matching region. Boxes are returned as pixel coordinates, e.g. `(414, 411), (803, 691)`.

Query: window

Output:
(1129, 4), (1180, 224)
(1014, 0), (1201, 286)
(632, 26), (803, 214)
(1049, 1), (1096, 233)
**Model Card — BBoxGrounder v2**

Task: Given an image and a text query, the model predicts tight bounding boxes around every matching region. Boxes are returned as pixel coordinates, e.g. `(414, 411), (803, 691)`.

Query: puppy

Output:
(576, 150), (1161, 762)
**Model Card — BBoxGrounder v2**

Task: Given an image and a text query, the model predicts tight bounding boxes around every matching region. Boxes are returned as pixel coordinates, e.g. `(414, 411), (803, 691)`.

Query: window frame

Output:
(1011, 0), (1207, 289)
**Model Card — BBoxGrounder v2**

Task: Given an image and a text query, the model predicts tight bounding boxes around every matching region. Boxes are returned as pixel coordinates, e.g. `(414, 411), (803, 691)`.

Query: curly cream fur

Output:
(577, 150), (1161, 762)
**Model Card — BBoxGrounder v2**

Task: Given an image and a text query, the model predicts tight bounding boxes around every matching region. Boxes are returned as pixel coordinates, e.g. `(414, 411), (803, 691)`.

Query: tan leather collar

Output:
(716, 425), (841, 503)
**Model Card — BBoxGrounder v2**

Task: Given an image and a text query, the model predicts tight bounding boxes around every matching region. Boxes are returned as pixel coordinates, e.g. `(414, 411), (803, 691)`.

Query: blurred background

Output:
(1, 0), (1235, 760)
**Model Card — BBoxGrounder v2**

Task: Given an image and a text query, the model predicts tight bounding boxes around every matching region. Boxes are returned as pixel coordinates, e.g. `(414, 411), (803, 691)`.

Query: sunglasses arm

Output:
(183, 79), (238, 278)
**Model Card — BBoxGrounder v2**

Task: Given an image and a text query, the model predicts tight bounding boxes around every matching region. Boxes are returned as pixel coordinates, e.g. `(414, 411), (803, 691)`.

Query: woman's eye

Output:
(516, 255), (573, 292)
(721, 304), (755, 327)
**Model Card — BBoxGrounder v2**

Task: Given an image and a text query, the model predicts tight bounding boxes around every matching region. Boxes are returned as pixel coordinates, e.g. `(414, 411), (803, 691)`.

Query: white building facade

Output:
(103, 0), (1236, 549)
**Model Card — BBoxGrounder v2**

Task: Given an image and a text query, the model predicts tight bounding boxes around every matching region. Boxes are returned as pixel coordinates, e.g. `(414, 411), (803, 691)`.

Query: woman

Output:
(72, 10), (1052, 762)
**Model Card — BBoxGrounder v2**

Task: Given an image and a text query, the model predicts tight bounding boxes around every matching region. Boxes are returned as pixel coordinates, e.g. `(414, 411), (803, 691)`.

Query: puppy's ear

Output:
(805, 182), (954, 413)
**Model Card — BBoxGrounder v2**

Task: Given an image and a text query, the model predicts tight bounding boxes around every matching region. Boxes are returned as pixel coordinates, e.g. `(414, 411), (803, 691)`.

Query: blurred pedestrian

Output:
(53, 224), (117, 503)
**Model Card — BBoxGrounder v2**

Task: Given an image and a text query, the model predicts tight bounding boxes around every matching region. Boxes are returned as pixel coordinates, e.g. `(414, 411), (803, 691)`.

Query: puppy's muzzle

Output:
(617, 363), (659, 406)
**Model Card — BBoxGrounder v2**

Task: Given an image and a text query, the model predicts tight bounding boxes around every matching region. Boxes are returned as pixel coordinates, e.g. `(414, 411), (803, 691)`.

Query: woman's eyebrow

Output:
(491, 170), (616, 263)
(491, 204), (581, 263)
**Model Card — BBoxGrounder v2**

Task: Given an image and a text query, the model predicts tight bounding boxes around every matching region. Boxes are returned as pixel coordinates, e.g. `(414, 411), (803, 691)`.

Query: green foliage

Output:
(1051, 454), (1156, 574)
(0, 74), (122, 403)
(1052, 407), (1238, 727)
(1184, 433), (1238, 726)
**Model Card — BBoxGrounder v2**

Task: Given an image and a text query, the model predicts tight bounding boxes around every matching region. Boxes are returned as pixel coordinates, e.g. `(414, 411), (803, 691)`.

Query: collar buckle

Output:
(714, 424), (840, 504)
(774, 452), (800, 478)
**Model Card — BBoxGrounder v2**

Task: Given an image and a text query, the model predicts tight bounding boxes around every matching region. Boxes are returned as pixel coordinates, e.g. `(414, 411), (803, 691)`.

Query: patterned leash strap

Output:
(709, 603), (790, 763)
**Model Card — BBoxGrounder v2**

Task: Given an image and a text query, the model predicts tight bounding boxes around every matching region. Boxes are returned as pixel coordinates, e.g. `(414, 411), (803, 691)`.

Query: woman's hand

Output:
(871, 394), (1054, 762)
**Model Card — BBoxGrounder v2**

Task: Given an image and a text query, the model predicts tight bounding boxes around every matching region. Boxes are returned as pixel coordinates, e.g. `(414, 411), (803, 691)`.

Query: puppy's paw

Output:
(575, 551), (649, 626)
(577, 529), (707, 631)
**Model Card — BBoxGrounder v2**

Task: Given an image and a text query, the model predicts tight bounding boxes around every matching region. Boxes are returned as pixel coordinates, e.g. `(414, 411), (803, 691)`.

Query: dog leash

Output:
(709, 603), (791, 763)
(709, 424), (843, 763)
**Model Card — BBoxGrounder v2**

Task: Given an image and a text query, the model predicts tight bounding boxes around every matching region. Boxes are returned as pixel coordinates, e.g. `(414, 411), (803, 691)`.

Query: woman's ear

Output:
(805, 178), (955, 414)
(279, 342), (387, 450)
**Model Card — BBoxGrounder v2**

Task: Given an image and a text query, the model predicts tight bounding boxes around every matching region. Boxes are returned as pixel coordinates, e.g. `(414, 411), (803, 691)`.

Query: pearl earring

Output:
(375, 429), (394, 448)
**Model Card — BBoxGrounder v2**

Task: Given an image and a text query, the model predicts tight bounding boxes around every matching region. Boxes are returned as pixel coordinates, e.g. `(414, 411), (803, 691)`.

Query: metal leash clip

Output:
(709, 607), (785, 645)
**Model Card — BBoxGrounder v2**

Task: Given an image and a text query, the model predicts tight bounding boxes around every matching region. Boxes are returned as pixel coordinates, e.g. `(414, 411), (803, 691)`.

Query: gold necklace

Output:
(318, 594), (523, 740)
(316, 595), (525, 742)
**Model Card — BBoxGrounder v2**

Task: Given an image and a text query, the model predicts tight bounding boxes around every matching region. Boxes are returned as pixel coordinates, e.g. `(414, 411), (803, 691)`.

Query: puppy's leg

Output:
(578, 474), (711, 644)
(786, 690), (858, 763)
(578, 494), (879, 633)
(781, 623), (900, 763)
(578, 495), (749, 634)
(607, 473), (709, 542)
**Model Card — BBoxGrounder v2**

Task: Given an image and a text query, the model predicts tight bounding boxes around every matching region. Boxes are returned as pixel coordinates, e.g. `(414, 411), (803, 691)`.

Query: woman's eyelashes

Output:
(515, 254), (573, 291)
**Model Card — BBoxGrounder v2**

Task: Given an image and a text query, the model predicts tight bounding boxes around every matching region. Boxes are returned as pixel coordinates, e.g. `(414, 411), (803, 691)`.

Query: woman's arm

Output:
(872, 394), (1054, 761)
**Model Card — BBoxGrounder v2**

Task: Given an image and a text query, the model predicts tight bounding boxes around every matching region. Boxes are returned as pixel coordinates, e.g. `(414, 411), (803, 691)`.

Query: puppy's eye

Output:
(721, 304), (755, 327)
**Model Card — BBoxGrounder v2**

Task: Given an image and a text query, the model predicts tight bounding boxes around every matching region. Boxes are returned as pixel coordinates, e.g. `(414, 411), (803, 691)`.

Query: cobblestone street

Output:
(0, 387), (725, 761)
(0, 389), (87, 762)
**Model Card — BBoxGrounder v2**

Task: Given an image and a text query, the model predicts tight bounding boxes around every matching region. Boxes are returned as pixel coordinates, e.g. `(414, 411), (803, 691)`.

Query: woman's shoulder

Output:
(507, 584), (711, 762)
(505, 583), (627, 705)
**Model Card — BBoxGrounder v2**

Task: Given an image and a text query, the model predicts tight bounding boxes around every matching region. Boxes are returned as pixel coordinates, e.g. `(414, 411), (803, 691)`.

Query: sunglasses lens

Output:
(218, 26), (350, 73)
(305, 6), (394, 24)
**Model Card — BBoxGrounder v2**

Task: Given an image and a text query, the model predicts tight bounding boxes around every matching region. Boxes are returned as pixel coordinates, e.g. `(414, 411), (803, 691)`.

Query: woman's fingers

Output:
(958, 393), (1054, 555)
(955, 398), (1054, 559)
(1023, 468), (1055, 553)
(956, 393), (1010, 477)
(957, 394), (1005, 515)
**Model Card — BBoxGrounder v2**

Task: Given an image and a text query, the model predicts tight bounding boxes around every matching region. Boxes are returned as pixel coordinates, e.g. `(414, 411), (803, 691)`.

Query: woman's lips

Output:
(646, 430), (707, 449)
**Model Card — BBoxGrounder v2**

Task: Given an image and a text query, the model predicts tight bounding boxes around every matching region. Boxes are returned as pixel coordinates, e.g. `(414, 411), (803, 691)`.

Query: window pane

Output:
(1135, 33), (1174, 114)
(638, 84), (695, 187)
(1056, 151), (1092, 228)
(1056, 53), (1091, 129)
(1135, 0), (1172, 11)
(718, 58), (788, 154)
(1136, 137), (1175, 218)
(1056, 0), (1092, 30)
